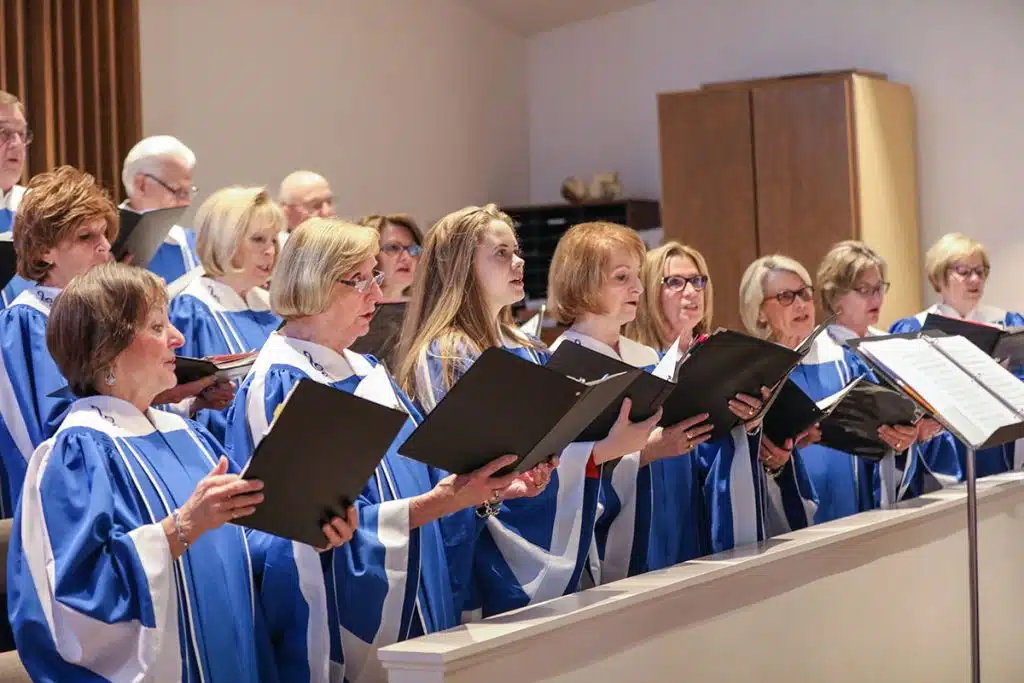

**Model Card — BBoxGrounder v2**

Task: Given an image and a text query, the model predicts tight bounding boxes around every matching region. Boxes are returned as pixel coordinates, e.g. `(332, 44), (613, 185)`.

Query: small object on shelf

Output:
(561, 176), (587, 205)
(588, 172), (622, 201)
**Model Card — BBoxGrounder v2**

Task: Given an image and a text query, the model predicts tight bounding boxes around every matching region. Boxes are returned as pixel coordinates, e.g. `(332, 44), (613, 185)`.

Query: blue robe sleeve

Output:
(889, 316), (923, 334)
(9, 429), (183, 681)
(0, 308), (74, 512)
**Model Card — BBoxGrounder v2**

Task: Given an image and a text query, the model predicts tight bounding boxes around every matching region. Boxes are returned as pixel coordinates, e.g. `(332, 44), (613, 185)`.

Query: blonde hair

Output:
(547, 222), (647, 326)
(270, 217), (379, 318)
(925, 233), (990, 293)
(194, 187), (285, 278)
(625, 241), (713, 350)
(816, 240), (888, 316)
(739, 254), (812, 338)
(396, 204), (540, 404)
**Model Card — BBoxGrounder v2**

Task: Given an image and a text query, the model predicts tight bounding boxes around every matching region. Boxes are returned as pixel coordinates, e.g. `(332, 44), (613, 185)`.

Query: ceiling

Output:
(463, 0), (655, 35)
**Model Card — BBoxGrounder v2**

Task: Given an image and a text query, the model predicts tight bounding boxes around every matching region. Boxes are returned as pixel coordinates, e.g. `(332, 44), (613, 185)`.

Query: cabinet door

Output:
(752, 78), (857, 282)
(658, 89), (758, 332)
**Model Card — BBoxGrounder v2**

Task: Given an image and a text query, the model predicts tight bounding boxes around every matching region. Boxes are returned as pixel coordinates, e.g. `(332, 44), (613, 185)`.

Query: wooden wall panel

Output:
(657, 89), (759, 332)
(751, 78), (858, 286)
(0, 0), (141, 199)
(851, 76), (923, 327)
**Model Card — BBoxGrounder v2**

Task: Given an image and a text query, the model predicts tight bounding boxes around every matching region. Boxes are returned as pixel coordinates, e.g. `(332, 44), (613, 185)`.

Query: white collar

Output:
(554, 328), (659, 368)
(56, 395), (186, 439)
(800, 330), (848, 365)
(9, 284), (61, 315)
(827, 323), (885, 345)
(929, 302), (1007, 326)
(251, 331), (373, 384)
(182, 276), (271, 313)
(1, 185), (24, 212)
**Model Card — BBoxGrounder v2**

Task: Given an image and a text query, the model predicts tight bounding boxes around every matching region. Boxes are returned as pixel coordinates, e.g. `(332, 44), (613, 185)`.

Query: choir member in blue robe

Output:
(224, 218), (550, 683)
(890, 232), (1024, 477)
(0, 167), (227, 520)
(625, 242), (817, 568)
(0, 90), (30, 309)
(120, 135), (202, 286)
(277, 170), (336, 250)
(397, 206), (660, 618)
(546, 224), (719, 583)
(7, 262), (285, 682)
(817, 241), (962, 497)
(170, 187), (283, 440)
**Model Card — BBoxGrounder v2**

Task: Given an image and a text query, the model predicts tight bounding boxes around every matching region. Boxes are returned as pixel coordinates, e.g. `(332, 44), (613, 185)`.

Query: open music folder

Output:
(0, 239), (16, 290)
(113, 205), (187, 267)
(848, 332), (1024, 450)
(923, 313), (1024, 370)
(175, 351), (259, 385)
(398, 347), (640, 476)
(239, 378), (408, 547)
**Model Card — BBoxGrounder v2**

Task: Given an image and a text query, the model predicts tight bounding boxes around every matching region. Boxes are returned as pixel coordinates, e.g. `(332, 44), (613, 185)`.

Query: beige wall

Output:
(139, 0), (530, 227)
(527, 0), (1024, 312)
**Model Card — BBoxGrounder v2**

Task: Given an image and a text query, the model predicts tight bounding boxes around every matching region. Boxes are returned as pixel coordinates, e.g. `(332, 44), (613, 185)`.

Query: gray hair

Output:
(121, 135), (196, 197)
(738, 254), (812, 338)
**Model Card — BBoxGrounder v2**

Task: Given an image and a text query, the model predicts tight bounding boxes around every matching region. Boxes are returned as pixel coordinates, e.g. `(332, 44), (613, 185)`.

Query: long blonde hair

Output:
(625, 241), (713, 350)
(396, 204), (541, 405)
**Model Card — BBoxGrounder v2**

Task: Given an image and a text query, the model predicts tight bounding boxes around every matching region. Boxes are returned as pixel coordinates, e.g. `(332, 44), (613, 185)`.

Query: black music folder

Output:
(545, 340), (675, 441)
(175, 352), (258, 385)
(923, 313), (1024, 369)
(761, 379), (835, 446)
(350, 301), (407, 367)
(817, 380), (921, 460)
(398, 347), (640, 476)
(113, 205), (187, 267)
(0, 239), (17, 290)
(239, 378), (407, 547)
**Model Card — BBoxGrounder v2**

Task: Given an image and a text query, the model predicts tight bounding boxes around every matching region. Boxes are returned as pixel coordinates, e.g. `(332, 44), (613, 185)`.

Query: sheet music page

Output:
(929, 335), (1024, 414)
(859, 337), (1018, 446)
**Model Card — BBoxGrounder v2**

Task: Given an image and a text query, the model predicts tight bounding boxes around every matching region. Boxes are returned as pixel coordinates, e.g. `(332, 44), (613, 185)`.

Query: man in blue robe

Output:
(120, 135), (202, 287)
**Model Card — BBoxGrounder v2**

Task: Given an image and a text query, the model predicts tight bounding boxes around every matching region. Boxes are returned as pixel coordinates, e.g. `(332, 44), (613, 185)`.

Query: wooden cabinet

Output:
(657, 71), (922, 331)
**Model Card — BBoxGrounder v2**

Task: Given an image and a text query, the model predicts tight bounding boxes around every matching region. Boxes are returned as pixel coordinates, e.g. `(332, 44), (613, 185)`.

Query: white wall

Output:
(527, 0), (1024, 310)
(139, 0), (529, 226)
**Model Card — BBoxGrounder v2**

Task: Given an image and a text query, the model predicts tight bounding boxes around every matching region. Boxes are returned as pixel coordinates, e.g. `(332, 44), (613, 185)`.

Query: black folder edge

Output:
(922, 313), (1002, 355)
(816, 378), (921, 459)
(113, 205), (187, 267)
(0, 240), (16, 291)
(764, 376), (864, 446)
(175, 354), (257, 385)
(239, 378), (407, 546)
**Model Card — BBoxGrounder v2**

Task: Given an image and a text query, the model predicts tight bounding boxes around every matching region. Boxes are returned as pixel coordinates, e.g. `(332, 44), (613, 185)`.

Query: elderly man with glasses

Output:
(121, 135), (202, 291)
(0, 90), (32, 309)
(276, 169), (335, 248)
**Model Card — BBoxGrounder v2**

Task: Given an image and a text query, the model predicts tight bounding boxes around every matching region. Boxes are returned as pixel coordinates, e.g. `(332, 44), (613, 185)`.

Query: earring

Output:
(105, 369), (116, 386)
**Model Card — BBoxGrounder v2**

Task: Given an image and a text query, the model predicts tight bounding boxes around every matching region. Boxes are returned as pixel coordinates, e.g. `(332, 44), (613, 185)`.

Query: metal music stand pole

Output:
(965, 446), (981, 683)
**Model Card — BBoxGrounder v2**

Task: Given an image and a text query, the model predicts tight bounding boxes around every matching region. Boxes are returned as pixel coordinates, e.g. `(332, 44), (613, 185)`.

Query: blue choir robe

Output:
(169, 276), (281, 441)
(0, 184), (30, 310)
(826, 324), (963, 504)
(8, 395), (262, 682)
(647, 339), (817, 568)
(413, 335), (601, 618)
(891, 303), (1024, 478)
(224, 332), (461, 683)
(549, 329), (658, 585)
(0, 285), (71, 517)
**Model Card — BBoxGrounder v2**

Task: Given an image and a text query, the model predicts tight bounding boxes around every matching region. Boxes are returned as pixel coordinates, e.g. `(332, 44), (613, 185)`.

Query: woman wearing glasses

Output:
(225, 217), (545, 683)
(627, 243), (816, 568)
(817, 241), (961, 503)
(360, 213), (424, 301)
(890, 233), (1024, 477)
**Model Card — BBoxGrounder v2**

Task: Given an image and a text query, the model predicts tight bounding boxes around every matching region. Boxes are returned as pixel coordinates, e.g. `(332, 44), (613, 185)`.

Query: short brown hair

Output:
(47, 263), (167, 396)
(547, 221), (646, 325)
(359, 213), (423, 246)
(13, 166), (118, 282)
(816, 240), (888, 316)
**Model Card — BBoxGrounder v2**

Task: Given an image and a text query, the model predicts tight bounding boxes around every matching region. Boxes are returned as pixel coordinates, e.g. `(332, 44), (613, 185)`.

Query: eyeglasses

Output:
(662, 274), (708, 292)
(381, 242), (422, 258)
(765, 286), (814, 306)
(338, 270), (385, 294)
(950, 264), (989, 279)
(851, 281), (891, 297)
(144, 173), (198, 202)
(0, 127), (32, 146)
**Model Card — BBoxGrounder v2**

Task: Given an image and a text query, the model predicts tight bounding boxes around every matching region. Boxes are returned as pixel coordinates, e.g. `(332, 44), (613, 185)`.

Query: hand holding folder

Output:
(239, 378), (408, 547)
(399, 347), (641, 476)
(175, 351), (259, 385)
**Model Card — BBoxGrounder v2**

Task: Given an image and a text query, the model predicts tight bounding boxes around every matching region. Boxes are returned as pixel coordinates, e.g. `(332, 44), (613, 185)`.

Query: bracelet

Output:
(762, 461), (785, 479)
(474, 496), (502, 519)
(173, 509), (190, 552)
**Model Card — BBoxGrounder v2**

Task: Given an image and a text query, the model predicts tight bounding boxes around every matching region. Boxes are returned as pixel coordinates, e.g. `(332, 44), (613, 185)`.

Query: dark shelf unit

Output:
(501, 199), (660, 304)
